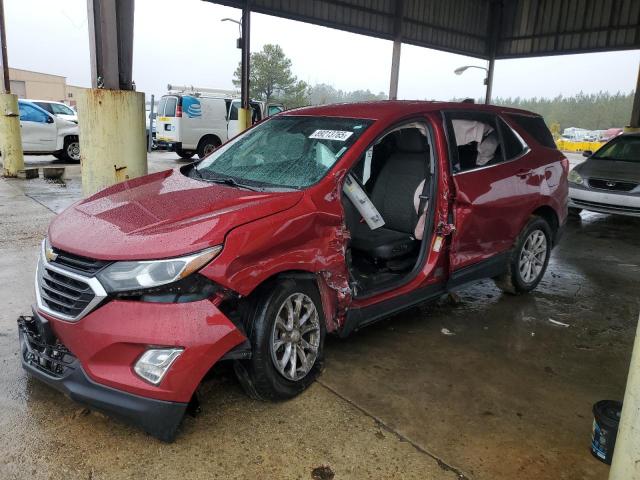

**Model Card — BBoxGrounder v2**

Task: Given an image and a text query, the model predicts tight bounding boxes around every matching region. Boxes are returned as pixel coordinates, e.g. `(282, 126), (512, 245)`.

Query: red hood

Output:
(49, 169), (303, 260)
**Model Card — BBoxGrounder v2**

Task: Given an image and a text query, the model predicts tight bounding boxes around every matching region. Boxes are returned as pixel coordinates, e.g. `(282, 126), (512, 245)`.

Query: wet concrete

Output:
(1, 152), (638, 479)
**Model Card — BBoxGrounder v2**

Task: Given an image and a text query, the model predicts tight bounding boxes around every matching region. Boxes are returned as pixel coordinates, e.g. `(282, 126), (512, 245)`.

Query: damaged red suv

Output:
(19, 101), (568, 441)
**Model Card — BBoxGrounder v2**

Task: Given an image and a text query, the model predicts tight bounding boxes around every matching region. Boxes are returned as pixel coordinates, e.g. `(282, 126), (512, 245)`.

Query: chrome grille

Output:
(40, 266), (95, 317)
(50, 248), (111, 276)
(36, 241), (107, 322)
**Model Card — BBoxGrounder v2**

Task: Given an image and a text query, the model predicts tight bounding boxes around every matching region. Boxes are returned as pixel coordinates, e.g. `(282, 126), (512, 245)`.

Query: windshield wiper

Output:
(205, 175), (264, 192)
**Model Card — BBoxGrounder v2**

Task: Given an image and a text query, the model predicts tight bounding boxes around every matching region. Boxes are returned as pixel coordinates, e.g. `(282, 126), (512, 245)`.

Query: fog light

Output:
(134, 348), (183, 385)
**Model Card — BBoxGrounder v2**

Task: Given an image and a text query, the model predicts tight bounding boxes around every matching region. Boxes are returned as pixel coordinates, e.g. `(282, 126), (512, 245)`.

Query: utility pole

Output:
(0, 0), (24, 177)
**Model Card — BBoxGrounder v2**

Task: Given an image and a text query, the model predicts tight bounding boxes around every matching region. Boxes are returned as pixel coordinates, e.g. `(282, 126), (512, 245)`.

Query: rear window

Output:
(163, 97), (178, 117)
(508, 114), (556, 149)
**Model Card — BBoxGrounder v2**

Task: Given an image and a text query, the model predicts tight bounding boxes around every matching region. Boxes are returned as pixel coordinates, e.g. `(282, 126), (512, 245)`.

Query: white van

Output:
(156, 91), (230, 159)
(156, 86), (284, 159)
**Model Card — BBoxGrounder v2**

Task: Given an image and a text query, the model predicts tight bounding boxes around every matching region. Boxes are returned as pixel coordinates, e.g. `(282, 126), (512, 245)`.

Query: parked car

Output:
(29, 99), (78, 123)
(18, 101), (567, 441)
(155, 86), (283, 159)
(18, 100), (80, 162)
(568, 132), (640, 217)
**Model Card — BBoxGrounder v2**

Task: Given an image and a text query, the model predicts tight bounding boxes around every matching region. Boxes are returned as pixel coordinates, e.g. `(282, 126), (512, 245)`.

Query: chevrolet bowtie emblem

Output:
(606, 181), (616, 187)
(45, 246), (58, 262)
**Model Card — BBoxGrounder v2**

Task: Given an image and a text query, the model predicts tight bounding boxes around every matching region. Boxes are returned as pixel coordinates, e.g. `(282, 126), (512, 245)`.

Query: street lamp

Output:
(454, 65), (492, 105)
(221, 18), (242, 49)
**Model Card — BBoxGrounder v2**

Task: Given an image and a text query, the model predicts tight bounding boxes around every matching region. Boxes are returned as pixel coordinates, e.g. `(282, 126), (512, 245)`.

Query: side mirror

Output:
(46, 115), (55, 124)
(582, 150), (592, 158)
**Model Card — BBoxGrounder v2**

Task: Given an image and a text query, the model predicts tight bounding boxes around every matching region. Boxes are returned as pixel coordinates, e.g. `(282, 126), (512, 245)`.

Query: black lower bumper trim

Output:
(18, 313), (188, 442)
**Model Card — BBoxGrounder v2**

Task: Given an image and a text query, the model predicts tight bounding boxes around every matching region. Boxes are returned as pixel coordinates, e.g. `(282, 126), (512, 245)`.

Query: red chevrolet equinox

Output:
(18, 101), (568, 441)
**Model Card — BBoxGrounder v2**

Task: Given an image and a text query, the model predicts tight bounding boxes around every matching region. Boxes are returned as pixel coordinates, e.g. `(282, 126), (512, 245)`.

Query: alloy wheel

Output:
(270, 293), (321, 381)
(518, 229), (548, 283)
(67, 141), (81, 161)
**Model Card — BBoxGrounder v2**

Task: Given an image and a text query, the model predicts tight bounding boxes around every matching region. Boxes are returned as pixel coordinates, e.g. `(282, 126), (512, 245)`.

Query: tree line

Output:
(492, 91), (634, 131)
(235, 44), (633, 130)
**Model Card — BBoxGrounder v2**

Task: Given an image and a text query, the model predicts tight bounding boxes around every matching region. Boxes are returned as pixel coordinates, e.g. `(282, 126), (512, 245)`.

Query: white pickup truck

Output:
(18, 100), (80, 162)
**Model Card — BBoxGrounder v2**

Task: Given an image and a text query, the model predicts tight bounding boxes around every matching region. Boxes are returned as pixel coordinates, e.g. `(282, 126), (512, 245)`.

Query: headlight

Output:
(568, 169), (583, 185)
(97, 246), (221, 293)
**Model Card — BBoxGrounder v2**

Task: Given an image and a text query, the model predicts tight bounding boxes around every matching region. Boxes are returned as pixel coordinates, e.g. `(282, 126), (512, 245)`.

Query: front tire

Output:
(197, 135), (221, 159)
(495, 216), (552, 295)
(235, 279), (325, 401)
(61, 136), (80, 163)
(176, 147), (195, 160)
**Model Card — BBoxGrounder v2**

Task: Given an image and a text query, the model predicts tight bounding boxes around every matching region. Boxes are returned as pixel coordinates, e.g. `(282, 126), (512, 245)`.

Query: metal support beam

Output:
(485, 57), (494, 105)
(0, 0), (9, 93)
(87, 0), (135, 90)
(629, 62), (640, 129)
(388, 0), (403, 100)
(237, 0), (251, 132)
(484, 0), (501, 105)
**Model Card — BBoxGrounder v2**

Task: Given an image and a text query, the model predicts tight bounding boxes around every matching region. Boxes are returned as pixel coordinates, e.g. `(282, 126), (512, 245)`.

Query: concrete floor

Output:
(0, 152), (638, 479)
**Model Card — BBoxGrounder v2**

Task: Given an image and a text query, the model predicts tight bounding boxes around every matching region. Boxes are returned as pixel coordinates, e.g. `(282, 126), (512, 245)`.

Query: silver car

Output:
(568, 133), (640, 217)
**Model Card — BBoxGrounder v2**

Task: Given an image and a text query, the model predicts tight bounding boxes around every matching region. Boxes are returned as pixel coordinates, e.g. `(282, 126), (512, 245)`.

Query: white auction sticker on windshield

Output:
(309, 130), (354, 141)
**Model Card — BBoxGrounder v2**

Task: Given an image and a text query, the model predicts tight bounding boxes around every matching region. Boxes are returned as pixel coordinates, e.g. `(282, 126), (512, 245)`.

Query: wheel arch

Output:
(237, 269), (342, 334)
(531, 204), (560, 245)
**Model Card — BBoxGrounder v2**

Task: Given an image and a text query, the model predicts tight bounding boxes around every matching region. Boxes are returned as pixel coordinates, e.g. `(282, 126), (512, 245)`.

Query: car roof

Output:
(283, 100), (540, 121)
(25, 99), (68, 105)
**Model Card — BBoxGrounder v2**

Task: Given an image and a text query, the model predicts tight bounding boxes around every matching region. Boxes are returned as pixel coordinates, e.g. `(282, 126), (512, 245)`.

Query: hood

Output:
(49, 168), (303, 260)
(576, 158), (640, 183)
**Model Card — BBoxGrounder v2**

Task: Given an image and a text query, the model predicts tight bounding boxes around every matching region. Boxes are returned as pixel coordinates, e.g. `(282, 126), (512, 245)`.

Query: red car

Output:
(18, 101), (568, 441)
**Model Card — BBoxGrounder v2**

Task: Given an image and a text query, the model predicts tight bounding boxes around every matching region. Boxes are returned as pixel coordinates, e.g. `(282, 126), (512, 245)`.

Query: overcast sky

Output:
(6, 0), (640, 101)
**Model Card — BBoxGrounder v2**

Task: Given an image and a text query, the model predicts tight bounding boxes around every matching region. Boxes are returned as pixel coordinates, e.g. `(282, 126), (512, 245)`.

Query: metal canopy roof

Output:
(206, 0), (640, 59)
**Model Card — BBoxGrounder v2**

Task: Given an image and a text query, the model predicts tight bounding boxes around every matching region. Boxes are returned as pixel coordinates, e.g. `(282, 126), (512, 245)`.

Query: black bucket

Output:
(591, 400), (622, 465)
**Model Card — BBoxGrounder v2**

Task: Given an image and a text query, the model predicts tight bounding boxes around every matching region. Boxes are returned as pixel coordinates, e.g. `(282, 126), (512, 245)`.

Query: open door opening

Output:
(342, 123), (436, 297)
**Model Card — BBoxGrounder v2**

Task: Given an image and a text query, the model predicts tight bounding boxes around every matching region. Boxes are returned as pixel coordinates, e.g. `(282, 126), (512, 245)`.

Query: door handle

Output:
(516, 169), (533, 178)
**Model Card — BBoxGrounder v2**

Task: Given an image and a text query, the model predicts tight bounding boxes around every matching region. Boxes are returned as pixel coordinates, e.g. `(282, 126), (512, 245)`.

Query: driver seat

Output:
(348, 129), (429, 261)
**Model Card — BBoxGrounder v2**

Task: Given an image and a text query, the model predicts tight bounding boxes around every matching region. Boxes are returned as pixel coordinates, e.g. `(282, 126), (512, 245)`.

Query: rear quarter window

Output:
(507, 114), (556, 149)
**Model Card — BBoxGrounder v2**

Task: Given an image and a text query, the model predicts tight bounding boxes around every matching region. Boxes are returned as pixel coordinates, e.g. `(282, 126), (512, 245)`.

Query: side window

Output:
(157, 97), (167, 116)
(448, 113), (503, 173)
(507, 114), (556, 149)
(228, 102), (239, 121)
(497, 117), (528, 160)
(19, 104), (49, 123)
(34, 102), (53, 113)
(51, 103), (75, 116)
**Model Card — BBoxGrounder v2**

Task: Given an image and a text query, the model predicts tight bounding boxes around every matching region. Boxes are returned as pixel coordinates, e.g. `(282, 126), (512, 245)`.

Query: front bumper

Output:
(19, 312), (187, 441)
(569, 186), (640, 217)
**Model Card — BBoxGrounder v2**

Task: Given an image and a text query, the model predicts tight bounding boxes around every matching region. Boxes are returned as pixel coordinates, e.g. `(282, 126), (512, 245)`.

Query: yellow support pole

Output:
(77, 88), (147, 196)
(237, 107), (252, 134)
(609, 314), (640, 479)
(0, 93), (24, 177)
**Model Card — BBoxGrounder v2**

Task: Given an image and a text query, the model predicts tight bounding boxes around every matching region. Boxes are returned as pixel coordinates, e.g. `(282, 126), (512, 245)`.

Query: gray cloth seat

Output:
(349, 129), (429, 261)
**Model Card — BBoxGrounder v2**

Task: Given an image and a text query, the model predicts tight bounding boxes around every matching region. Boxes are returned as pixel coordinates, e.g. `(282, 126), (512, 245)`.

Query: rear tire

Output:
(61, 136), (80, 163)
(197, 135), (221, 159)
(234, 279), (325, 401)
(494, 216), (552, 295)
(176, 147), (195, 160)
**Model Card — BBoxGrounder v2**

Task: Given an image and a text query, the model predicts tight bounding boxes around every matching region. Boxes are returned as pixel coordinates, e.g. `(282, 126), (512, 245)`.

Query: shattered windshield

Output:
(194, 116), (373, 189)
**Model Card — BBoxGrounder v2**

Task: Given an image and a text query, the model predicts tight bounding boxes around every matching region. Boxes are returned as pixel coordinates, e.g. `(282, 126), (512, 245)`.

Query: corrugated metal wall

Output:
(207, 0), (640, 59)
